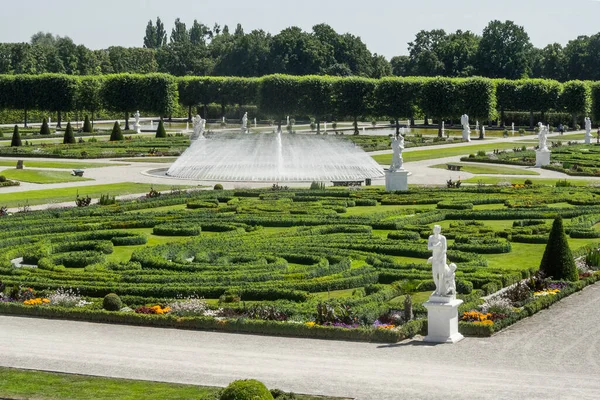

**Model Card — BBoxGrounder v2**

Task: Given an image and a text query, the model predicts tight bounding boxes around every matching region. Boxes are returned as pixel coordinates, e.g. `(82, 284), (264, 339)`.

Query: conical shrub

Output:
(40, 117), (51, 135)
(83, 115), (92, 133)
(11, 125), (22, 147)
(155, 118), (166, 138)
(539, 217), (578, 281)
(110, 121), (123, 141)
(63, 122), (75, 144)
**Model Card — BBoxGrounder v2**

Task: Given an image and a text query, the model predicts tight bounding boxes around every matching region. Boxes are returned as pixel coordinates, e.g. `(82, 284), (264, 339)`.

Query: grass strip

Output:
(0, 169), (94, 184)
(428, 163), (539, 175)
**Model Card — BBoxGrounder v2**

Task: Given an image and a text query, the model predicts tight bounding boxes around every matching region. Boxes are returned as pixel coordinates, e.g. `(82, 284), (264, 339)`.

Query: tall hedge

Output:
(258, 74), (299, 131)
(36, 74), (78, 128)
(374, 77), (423, 133)
(518, 79), (562, 128)
(297, 75), (336, 134)
(457, 77), (496, 122)
(10, 125), (21, 147)
(559, 80), (591, 128)
(333, 76), (376, 134)
(495, 79), (521, 126)
(539, 217), (578, 282)
(421, 77), (458, 136)
(590, 82), (600, 123)
(178, 76), (216, 120)
(77, 76), (103, 125)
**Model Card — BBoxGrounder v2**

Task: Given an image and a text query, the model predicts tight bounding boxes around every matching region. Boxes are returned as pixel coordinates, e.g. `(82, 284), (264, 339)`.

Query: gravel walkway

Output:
(1, 283), (599, 399)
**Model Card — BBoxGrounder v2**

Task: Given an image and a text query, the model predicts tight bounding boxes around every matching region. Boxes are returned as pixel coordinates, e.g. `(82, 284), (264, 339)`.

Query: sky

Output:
(1, 0), (600, 59)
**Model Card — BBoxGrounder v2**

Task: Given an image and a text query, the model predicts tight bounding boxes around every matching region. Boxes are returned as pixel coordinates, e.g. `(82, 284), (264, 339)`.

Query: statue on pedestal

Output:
(585, 117), (592, 138)
(191, 114), (204, 140)
(390, 134), (404, 171)
(242, 112), (248, 133)
(460, 114), (471, 141)
(427, 225), (456, 298)
(133, 110), (141, 133)
(537, 122), (548, 151)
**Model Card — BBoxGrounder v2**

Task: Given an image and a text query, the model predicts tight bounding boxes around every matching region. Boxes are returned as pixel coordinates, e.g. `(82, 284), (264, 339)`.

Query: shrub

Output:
(40, 118), (51, 135)
(524, 179), (533, 186)
(83, 115), (92, 133)
(309, 181), (325, 190)
(155, 118), (166, 138)
(416, 280), (435, 292)
(63, 122), (75, 144)
(103, 293), (122, 311)
(555, 179), (572, 187)
(456, 280), (473, 295)
(220, 379), (274, 400)
(153, 223), (201, 236)
(0, 175), (5, 183)
(11, 125), (21, 147)
(110, 121), (123, 141)
(213, 183), (224, 190)
(99, 194), (116, 205)
(540, 217), (578, 281)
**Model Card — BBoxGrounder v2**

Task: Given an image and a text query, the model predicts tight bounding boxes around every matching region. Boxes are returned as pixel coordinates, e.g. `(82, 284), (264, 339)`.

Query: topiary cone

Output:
(40, 117), (51, 135)
(110, 121), (123, 141)
(63, 122), (76, 144)
(83, 115), (92, 133)
(155, 118), (166, 138)
(11, 125), (22, 147)
(539, 217), (578, 281)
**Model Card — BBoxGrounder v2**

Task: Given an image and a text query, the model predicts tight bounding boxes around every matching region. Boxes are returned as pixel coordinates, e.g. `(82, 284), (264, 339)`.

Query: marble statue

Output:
(481, 125), (486, 138)
(254, 117), (257, 128)
(390, 134), (404, 171)
(537, 122), (548, 151)
(242, 112), (248, 133)
(460, 114), (471, 142)
(133, 110), (141, 133)
(427, 225), (456, 297)
(511, 122), (515, 136)
(585, 117), (592, 136)
(441, 121), (445, 137)
(191, 114), (204, 140)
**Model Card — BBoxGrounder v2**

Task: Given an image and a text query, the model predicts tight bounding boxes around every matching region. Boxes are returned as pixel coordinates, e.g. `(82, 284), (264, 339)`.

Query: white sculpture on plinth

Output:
(511, 122), (515, 136)
(423, 225), (463, 344)
(441, 121), (445, 137)
(537, 122), (549, 151)
(460, 114), (471, 142)
(585, 117), (592, 144)
(241, 112), (248, 134)
(390, 134), (404, 172)
(133, 110), (141, 133)
(191, 114), (205, 140)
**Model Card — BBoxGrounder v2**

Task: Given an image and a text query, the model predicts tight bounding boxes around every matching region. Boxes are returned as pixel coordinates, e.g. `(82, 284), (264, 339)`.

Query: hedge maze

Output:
(1, 186), (599, 341)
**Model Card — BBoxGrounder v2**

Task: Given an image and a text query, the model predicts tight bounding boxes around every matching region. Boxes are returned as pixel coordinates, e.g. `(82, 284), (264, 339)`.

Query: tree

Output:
(10, 125), (21, 147)
(39, 117), (51, 135)
(258, 74), (299, 132)
(539, 217), (578, 282)
(407, 29), (447, 76)
(475, 20), (532, 79)
(269, 27), (334, 75)
(592, 82), (600, 122)
(456, 78), (496, 127)
(390, 56), (409, 76)
(155, 117), (166, 138)
(82, 115), (92, 133)
(370, 54), (392, 78)
(535, 43), (566, 81)
(437, 30), (480, 77)
(297, 75), (336, 134)
(170, 18), (189, 45)
(420, 77), (459, 136)
(312, 24), (373, 76)
(36, 74), (78, 128)
(63, 122), (75, 144)
(110, 121), (123, 141)
(107, 47), (158, 73)
(559, 81), (591, 128)
(374, 77), (423, 134)
(495, 79), (521, 127)
(332, 77), (376, 134)
(143, 20), (158, 49)
(518, 79), (562, 127)
(212, 29), (272, 77)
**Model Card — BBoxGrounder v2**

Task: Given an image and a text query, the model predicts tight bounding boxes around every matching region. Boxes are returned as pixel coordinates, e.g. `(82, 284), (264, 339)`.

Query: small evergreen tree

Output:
(155, 118), (166, 138)
(82, 115), (92, 133)
(40, 118), (51, 135)
(11, 125), (22, 147)
(110, 121), (123, 141)
(539, 217), (578, 281)
(63, 122), (75, 144)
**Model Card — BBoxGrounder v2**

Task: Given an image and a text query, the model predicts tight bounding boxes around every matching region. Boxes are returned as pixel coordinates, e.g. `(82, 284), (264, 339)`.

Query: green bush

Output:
(40, 118), (51, 135)
(103, 293), (122, 311)
(220, 379), (274, 400)
(155, 118), (166, 138)
(540, 217), (578, 281)
(213, 184), (224, 190)
(109, 121), (123, 141)
(11, 125), (21, 147)
(153, 223), (201, 236)
(63, 122), (75, 144)
(83, 115), (92, 133)
(456, 280), (473, 295)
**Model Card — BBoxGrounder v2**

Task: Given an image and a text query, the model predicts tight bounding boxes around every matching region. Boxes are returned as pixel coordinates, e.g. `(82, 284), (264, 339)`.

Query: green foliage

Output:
(258, 75), (299, 125)
(332, 77), (376, 134)
(109, 121), (123, 141)
(220, 380), (274, 400)
(420, 77), (458, 120)
(82, 115), (92, 133)
(39, 117), (51, 135)
(559, 80), (591, 118)
(456, 280), (473, 294)
(10, 125), (21, 147)
(213, 183), (224, 190)
(100, 73), (178, 115)
(540, 217), (578, 281)
(155, 118), (166, 138)
(374, 77), (423, 120)
(99, 194), (116, 205)
(102, 293), (122, 311)
(62, 122), (75, 144)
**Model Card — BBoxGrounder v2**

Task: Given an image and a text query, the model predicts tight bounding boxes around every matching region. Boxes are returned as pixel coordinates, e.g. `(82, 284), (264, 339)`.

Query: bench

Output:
(446, 164), (463, 171)
(331, 180), (363, 187)
(72, 169), (85, 177)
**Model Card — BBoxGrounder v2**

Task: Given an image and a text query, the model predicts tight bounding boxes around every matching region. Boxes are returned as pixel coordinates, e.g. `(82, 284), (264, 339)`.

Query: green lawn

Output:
(0, 183), (191, 208)
(113, 157), (178, 163)
(0, 160), (124, 169)
(372, 142), (520, 164)
(0, 367), (334, 400)
(0, 168), (94, 183)
(462, 176), (598, 186)
(429, 162), (539, 175)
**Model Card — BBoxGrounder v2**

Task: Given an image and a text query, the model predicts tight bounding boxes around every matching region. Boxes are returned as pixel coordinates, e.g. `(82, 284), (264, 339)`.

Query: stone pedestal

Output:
(535, 149), (551, 167)
(385, 169), (408, 191)
(462, 129), (471, 142)
(585, 134), (592, 145)
(423, 296), (464, 344)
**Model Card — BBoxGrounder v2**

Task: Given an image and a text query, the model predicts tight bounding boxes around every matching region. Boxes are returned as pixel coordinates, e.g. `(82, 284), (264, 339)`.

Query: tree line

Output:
(1, 73), (598, 135)
(1, 19), (599, 81)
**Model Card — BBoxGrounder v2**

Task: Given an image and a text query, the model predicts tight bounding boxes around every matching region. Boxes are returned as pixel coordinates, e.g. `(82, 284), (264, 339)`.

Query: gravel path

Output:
(1, 284), (599, 400)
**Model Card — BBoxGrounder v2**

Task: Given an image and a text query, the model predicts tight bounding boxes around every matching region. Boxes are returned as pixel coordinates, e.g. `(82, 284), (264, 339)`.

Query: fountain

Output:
(166, 132), (384, 182)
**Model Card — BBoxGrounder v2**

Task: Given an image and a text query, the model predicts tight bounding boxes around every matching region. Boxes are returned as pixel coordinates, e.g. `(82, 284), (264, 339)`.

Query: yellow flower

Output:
(305, 322), (316, 327)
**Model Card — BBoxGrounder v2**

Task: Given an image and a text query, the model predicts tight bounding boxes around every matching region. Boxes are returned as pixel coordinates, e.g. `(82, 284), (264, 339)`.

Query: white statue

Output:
(511, 122), (515, 136)
(460, 114), (471, 142)
(390, 134), (404, 171)
(481, 125), (485, 138)
(241, 112), (248, 133)
(427, 225), (456, 298)
(134, 110), (141, 133)
(585, 117), (592, 136)
(191, 114), (204, 140)
(537, 122), (548, 151)
(254, 117), (257, 128)
(441, 121), (445, 137)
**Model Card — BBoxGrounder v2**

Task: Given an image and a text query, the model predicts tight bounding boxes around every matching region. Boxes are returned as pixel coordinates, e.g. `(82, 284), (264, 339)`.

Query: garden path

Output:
(0, 283), (599, 400)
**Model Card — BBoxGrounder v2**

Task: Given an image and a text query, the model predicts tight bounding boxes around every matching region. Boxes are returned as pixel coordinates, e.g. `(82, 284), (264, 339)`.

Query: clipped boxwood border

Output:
(0, 303), (426, 343)
(459, 272), (600, 337)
